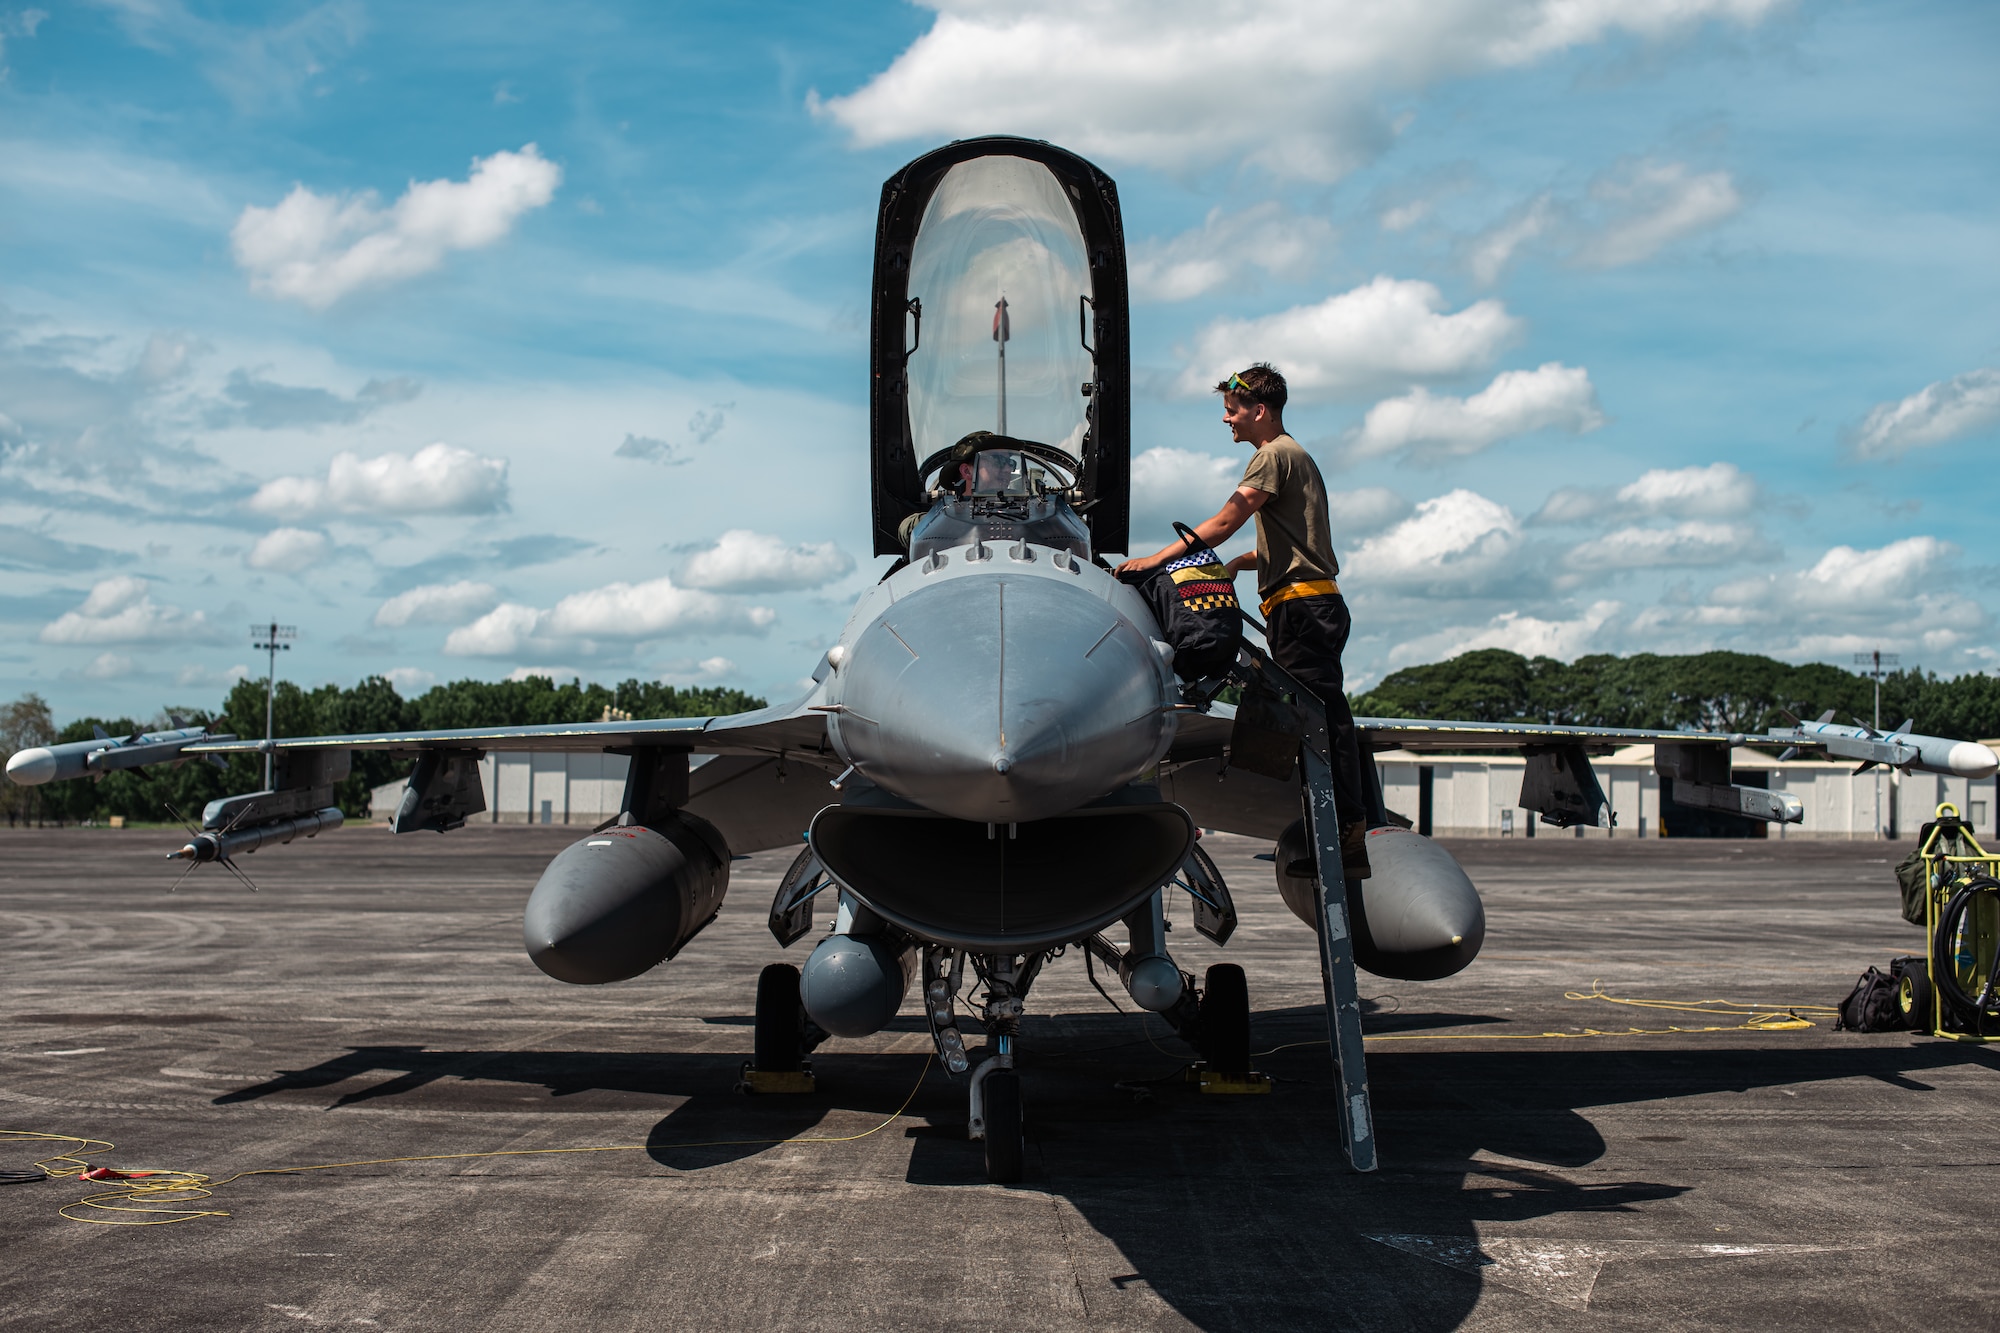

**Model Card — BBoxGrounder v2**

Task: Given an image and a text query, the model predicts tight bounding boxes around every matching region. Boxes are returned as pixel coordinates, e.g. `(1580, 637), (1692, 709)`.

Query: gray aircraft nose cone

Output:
(829, 575), (1172, 823)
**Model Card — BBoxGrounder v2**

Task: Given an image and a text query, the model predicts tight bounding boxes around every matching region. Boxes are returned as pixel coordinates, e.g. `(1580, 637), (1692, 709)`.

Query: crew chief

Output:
(1115, 363), (1371, 879)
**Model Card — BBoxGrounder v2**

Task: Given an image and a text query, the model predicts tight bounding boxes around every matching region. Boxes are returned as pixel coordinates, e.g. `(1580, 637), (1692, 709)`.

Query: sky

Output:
(3, 0), (1997, 723)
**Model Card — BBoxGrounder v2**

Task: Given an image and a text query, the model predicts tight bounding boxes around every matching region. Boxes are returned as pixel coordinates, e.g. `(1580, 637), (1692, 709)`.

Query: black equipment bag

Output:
(1835, 965), (1907, 1033)
(1119, 522), (1242, 682)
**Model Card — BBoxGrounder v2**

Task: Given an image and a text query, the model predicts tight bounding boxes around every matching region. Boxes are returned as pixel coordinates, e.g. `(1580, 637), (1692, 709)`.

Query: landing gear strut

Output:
(931, 949), (1041, 1183)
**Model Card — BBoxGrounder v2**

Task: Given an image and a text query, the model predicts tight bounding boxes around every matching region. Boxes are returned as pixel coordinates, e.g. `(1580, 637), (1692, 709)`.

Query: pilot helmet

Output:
(943, 431), (994, 492)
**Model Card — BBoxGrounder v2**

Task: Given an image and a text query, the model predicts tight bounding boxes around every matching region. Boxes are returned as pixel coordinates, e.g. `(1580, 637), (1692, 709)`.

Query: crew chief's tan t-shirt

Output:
(1240, 433), (1338, 604)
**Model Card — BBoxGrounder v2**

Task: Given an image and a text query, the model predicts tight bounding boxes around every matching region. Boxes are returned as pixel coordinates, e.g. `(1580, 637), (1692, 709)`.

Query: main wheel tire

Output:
(982, 1071), (1024, 1184)
(1200, 963), (1252, 1076)
(754, 963), (805, 1072)
(1898, 961), (1934, 1031)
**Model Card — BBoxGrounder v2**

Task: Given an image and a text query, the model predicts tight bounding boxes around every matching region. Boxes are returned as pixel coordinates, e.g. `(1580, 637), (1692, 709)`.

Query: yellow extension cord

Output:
(1240, 979), (1839, 1059)
(3, 982), (1842, 1228)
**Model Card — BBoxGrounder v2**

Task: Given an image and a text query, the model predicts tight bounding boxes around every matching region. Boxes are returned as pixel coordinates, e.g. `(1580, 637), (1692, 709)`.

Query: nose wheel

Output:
(979, 1070), (1023, 1182)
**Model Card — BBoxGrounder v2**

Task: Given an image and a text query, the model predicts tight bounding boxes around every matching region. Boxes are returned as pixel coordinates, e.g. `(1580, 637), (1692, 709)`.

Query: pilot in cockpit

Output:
(898, 431), (1043, 546)
(968, 448), (1026, 496)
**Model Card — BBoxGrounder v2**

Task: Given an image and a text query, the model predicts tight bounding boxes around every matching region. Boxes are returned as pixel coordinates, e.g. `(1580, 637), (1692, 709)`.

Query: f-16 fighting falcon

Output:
(13, 138), (1992, 1183)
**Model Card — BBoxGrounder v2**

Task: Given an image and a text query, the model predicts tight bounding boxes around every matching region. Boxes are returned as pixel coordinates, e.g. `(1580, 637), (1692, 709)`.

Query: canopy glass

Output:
(906, 156), (1094, 464)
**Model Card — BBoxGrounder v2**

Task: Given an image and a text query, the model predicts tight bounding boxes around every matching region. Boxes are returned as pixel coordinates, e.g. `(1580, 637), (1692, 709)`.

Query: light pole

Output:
(252, 622), (296, 791)
(1855, 649), (1900, 838)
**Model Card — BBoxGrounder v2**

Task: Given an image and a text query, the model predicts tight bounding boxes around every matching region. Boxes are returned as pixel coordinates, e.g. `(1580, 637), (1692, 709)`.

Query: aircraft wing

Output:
(1163, 705), (1780, 839)
(181, 694), (834, 761)
(162, 696), (839, 855)
(1166, 707), (1748, 757)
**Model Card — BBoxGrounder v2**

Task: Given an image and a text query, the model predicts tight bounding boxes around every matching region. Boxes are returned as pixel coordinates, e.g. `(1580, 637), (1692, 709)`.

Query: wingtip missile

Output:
(1767, 713), (1996, 780)
(5, 725), (234, 787)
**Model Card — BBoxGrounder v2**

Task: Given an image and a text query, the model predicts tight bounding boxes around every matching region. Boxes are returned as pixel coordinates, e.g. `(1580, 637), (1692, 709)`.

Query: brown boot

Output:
(1340, 821), (1372, 881)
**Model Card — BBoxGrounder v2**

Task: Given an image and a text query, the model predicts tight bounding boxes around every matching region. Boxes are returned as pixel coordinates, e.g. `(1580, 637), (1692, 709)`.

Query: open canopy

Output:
(869, 137), (1130, 556)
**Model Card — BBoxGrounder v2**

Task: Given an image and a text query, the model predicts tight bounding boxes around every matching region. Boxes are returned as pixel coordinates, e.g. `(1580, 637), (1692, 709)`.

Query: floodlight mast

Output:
(1855, 649), (1900, 838)
(252, 622), (296, 791)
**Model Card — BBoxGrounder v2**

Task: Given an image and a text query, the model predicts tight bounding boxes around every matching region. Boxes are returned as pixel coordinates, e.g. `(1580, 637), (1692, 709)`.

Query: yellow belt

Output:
(1260, 579), (1341, 618)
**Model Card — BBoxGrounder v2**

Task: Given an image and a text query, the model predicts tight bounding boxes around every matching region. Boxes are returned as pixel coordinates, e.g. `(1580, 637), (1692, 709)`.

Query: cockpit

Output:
(906, 437), (1092, 560)
(868, 138), (1133, 558)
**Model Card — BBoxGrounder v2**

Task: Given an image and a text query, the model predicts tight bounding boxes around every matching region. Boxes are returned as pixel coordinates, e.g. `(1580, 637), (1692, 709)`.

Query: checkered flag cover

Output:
(1166, 547), (1237, 611)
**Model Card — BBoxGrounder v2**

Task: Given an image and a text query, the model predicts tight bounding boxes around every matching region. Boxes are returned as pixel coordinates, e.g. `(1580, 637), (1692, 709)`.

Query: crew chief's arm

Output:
(1113, 485), (1269, 576)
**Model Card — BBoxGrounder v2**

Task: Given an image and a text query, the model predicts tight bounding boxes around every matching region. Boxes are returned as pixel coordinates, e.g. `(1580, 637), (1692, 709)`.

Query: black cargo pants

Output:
(1265, 592), (1369, 829)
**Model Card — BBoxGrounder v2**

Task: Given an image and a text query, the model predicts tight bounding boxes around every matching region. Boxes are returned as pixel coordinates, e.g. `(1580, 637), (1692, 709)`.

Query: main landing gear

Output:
(741, 962), (821, 1094)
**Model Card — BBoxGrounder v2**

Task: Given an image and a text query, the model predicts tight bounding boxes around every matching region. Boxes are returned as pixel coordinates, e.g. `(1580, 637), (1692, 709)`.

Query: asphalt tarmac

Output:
(2, 824), (1995, 1331)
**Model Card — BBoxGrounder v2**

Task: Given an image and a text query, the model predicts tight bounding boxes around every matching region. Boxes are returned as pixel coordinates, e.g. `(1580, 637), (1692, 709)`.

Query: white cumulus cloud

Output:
(657, 655), (740, 686)
(373, 580), (501, 628)
(1388, 600), (1620, 670)
(816, 0), (1781, 183)
(1466, 196), (1559, 285)
(83, 651), (137, 680)
(40, 576), (216, 645)
(1348, 362), (1604, 461)
(232, 145), (560, 308)
(1537, 462), (1758, 524)
(1564, 520), (1762, 572)
(246, 527), (330, 573)
(247, 442), (509, 519)
(444, 577), (776, 659)
(677, 530), (855, 594)
(1129, 447), (1243, 536)
(1848, 367), (2000, 459)
(383, 666), (437, 693)
(1631, 535), (1987, 660)
(1180, 276), (1520, 402)
(1466, 160), (1742, 283)
(1576, 161), (1742, 269)
(1129, 203), (1334, 303)
(1345, 490), (1521, 593)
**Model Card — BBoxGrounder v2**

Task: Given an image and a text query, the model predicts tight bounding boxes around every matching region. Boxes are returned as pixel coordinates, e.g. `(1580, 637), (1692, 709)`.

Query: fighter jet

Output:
(7, 137), (1945, 1182)
(1767, 711), (1999, 778)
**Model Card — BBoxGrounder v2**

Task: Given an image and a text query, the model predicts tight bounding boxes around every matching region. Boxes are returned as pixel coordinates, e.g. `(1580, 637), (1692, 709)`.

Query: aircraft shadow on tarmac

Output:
(210, 1016), (1989, 1329)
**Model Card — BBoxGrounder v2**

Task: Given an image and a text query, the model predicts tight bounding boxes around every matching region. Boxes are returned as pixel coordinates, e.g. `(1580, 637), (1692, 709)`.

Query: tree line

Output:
(1, 675), (765, 827)
(1351, 649), (2000, 738)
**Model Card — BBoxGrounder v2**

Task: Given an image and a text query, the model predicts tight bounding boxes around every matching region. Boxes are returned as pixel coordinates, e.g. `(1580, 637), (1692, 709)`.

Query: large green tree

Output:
(1354, 650), (1999, 738)
(1, 694), (56, 826)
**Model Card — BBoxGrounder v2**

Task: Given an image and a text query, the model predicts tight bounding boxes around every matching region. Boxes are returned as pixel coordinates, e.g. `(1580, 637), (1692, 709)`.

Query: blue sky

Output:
(3, 0), (1997, 721)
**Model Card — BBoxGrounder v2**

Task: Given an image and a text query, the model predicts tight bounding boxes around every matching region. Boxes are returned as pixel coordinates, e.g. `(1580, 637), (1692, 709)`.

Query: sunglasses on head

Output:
(1226, 373), (1260, 400)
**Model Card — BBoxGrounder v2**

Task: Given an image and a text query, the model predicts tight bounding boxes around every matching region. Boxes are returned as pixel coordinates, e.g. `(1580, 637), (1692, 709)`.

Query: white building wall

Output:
(374, 751), (634, 825)
(1368, 745), (1998, 840)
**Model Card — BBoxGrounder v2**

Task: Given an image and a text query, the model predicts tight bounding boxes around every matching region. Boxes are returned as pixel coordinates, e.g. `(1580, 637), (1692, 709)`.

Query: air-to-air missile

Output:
(1766, 711), (2000, 778)
(3, 722), (232, 786)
